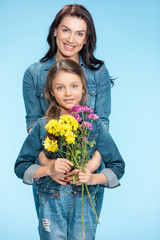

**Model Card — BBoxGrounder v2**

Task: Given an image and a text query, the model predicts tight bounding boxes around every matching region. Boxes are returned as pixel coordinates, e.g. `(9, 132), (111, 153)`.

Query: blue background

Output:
(0, 0), (159, 239)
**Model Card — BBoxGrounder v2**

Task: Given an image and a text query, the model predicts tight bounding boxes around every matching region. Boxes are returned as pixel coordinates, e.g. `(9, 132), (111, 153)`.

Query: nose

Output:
(65, 87), (72, 96)
(67, 32), (74, 43)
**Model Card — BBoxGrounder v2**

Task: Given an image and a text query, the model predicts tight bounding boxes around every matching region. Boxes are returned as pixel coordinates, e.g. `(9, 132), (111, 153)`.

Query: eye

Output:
(77, 32), (84, 37)
(72, 84), (78, 88)
(62, 28), (69, 33)
(57, 86), (63, 90)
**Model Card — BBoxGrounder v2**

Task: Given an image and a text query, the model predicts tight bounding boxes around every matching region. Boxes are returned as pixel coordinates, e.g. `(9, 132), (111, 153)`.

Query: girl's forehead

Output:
(53, 71), (82, 84)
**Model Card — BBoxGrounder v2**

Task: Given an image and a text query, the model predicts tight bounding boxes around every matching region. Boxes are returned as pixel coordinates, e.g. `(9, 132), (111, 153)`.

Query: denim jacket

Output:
(23, 55), (111, 132)
(14, 117), (125, 193)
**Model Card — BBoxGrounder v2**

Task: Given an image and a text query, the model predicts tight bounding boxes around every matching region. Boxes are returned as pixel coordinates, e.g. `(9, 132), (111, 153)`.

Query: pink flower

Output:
(87, 114), (99, 120)
(70, 113), (82, 122)
(69, 105), (94, 114)
(81, 121), (93, 130)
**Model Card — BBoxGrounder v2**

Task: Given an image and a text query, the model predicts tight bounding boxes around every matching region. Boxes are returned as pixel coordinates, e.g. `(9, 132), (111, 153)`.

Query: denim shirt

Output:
(23, 55), (111, 132)
(14, 117), (125, 192)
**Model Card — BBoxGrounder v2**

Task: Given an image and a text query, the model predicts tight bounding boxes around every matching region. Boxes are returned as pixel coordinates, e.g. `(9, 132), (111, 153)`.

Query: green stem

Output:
(85, 184), (100, 224)
(81, 183), (85, 239)
(68, 145), (80, 166)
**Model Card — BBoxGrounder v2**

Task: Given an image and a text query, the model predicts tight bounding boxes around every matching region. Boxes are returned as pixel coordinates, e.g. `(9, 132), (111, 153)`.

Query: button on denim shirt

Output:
(23, 55), (111, 132)
(14, 117), (125, 193)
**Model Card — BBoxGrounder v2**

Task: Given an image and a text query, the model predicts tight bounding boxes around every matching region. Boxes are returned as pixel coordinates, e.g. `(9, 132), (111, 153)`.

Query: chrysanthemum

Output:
(43, 137), (58, 153)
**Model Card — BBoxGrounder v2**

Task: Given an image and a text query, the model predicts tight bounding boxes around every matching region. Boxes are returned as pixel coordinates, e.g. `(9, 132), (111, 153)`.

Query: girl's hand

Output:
(85, 150), (101, 173)
(48, 158), (73, 176)
(72, 168), (94, 185)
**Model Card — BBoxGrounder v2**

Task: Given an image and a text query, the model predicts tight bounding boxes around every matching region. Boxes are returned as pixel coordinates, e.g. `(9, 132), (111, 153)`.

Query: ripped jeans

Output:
(33, 178), (104, 240)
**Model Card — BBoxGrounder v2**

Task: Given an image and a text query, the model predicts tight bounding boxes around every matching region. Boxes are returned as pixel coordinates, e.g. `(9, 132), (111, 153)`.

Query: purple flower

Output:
(81, 121), (93, 130)
(87, 114), (99, 120)
(69, 105), (94, 114)
(70, 112), (82, 122)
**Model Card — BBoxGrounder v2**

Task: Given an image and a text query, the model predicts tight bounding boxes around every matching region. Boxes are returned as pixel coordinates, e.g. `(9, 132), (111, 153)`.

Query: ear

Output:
(54, 28), (57, 37)
(51, 90), (55, 97)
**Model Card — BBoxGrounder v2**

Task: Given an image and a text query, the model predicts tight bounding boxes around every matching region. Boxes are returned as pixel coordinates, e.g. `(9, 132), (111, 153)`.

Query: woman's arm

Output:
(29, 127), (51, 166)
(14, 120), (43, 182)
(94, 64), (111, 130)
(23, 65), (44, 132)
(96, 120), (125, 188)
(85, 150), (101, 173)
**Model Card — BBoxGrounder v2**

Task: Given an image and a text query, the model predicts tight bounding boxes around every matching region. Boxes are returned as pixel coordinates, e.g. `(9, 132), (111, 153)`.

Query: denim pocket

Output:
(86, 192), (97, 209)
(35, 88), (49, 115)
(86, 85), (98, 110)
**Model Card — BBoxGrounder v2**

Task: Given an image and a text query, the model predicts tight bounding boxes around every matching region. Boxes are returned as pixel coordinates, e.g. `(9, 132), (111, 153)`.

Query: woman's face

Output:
(54, 16), (87, 63)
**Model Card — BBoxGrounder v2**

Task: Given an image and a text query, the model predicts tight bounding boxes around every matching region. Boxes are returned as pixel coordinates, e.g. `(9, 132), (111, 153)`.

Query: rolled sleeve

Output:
(27, 120), (37, 133)
(100, 168), (120, 188)
(23, 164), (40, 185)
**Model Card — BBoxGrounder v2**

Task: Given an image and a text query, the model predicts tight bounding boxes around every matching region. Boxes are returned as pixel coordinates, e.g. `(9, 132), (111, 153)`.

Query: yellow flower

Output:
(65, 131), (77, 144)
(43, 137), (58, 153)
(58, 123), (72, 137)
(45, 119), (60, 136)
(59, 115), (79, 132)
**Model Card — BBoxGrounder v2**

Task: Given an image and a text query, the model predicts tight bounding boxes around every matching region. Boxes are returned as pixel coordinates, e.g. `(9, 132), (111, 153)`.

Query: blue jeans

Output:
(34, 184), (104, 240)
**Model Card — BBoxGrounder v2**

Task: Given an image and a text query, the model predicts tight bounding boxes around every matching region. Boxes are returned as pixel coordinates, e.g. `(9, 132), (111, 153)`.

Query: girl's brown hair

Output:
(45, 59), (87, 121)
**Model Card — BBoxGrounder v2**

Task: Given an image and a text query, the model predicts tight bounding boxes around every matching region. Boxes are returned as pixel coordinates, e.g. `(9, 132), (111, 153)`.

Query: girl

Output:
(15, 59), (125, 240)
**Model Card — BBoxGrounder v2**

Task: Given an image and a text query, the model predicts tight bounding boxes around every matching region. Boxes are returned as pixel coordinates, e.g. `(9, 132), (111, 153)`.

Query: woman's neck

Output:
(55, 51), (79, 64)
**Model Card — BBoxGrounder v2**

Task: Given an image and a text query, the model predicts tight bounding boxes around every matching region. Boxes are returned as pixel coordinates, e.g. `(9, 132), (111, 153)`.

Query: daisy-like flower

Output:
(43, 137), (58, 153)
(87, 114), (99, 120)
(65, 131), (77, 144)
(59, 115), (79, 132)
(69, 105), (93, 114)
(81, 121), (93, 130)
(45, 119), (60, 136)
(70, 112), (82, 122)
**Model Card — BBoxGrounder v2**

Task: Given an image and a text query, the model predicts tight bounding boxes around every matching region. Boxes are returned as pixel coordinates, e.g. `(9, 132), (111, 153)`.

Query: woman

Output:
(23, 4), (111, 216)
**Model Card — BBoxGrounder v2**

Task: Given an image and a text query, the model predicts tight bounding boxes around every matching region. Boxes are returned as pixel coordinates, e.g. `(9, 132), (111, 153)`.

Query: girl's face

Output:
(51, 71), (84, 115)
(54, 16), (87, 63)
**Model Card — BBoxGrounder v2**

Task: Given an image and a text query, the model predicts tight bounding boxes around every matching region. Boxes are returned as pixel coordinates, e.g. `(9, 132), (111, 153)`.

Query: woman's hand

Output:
(85, 150), (101, 173)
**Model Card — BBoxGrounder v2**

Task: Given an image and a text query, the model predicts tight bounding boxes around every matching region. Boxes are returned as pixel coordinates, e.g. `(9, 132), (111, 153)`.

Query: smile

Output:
(64, 99), (74, 103)
(64, 43), (75, 51)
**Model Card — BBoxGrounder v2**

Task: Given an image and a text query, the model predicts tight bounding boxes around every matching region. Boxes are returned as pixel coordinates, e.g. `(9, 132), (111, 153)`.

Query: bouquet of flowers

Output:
(43, 105), (100, 238)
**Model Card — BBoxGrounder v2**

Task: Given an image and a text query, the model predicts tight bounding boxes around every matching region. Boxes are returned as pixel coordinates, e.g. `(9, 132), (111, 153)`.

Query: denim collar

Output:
(42, 54), (89, 71)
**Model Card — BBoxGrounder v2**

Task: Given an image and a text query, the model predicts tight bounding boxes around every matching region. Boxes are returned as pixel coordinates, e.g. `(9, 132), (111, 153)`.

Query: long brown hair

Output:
(40, 4), (103, 70)
(45, 59), (87, 121)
